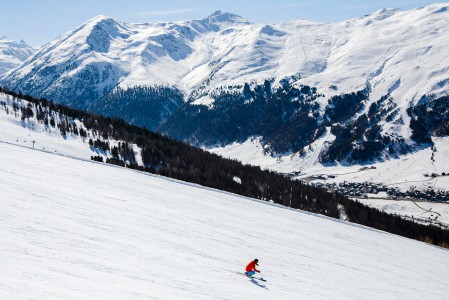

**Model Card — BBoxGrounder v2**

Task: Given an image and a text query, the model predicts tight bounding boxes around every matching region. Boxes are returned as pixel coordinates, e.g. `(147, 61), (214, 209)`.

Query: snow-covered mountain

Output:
(0, 36), (35, 74)
(0, 11), (251, 109)
(2, 134), (449, 299)
(2, 4), (449, 177)
(3, 5), (449, 105)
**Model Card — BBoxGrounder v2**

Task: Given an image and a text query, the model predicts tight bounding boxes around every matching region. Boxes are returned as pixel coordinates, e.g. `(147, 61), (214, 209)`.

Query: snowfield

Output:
(1, 142), (449, 299)
(357, 197), (449, 228)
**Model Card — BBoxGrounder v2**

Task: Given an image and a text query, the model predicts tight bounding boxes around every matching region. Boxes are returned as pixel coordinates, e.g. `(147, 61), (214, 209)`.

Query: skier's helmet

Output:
(254, 259), (259, 263)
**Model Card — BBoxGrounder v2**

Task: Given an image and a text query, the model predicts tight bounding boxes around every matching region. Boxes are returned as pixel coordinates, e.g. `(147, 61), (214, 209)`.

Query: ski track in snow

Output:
(1, 141), (449, 299)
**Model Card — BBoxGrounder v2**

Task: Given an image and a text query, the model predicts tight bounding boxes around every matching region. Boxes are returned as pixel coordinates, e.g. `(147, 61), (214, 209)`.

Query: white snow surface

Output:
(1, 141), (449, 299)
(357, 198), (449, 228)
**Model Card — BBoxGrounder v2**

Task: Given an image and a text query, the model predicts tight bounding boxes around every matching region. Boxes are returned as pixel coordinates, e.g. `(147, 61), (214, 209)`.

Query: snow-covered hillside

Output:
(209, 133), (449, 224)
(209, 135), (449, 193)
(0, 92), (141, 164)
(1, 141), (449, 299)
(0, 36), (34, 74)
(357, 197), (449, 228)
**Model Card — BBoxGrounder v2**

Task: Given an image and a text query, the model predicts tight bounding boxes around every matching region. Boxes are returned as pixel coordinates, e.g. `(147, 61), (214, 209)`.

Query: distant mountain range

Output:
(1, 4), (449, 168)
(0, 37), (35, 74)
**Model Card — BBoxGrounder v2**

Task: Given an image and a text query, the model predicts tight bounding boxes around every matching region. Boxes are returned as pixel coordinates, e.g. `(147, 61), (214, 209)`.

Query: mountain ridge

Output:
(0, 36), (35, 74)
(6, 4), (449, 103)
(2, 4), (449, 170)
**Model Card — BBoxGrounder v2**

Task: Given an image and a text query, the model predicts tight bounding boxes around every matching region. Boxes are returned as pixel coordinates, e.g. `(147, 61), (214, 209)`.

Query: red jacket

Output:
(245, 261), (259, 272)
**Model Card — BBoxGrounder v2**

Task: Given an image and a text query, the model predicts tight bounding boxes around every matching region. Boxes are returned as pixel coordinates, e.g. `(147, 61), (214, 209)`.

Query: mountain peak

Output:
(0, 37), (32, 48)
(374, 7), (402, 14)
(88, 14), (114, 23)
(205, 10), (250, 26)
(426, 3), (449, 14)
(84, 15), (120, 28)
(209, 10), (223, 17)
(368, 7), (402, 20)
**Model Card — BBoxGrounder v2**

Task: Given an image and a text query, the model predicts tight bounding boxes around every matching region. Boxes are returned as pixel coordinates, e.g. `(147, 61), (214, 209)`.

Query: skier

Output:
(245, 259), (260, 278)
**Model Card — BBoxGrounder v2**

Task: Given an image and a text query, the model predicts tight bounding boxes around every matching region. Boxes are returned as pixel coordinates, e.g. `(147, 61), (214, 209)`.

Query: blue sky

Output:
(1, 0), (440, 46)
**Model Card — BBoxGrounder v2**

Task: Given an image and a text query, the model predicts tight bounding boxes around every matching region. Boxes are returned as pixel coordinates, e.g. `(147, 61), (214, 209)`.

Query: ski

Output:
(237, 272), (267, 282)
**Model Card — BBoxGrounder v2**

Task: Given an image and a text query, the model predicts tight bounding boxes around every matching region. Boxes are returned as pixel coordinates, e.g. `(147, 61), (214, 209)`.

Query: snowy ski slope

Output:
(0, 92), (143, 164)
(1, 142), (449, 299)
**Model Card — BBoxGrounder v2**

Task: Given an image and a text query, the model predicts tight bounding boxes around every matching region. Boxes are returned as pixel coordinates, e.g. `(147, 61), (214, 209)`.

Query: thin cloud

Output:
(342, 0), (429, 11)
(244, 2), (312, 10)
(136, 8), (198, 17)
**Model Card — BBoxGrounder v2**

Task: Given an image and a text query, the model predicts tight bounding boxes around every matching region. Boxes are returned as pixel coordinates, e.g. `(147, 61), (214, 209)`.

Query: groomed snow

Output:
(1, 142), (449, 299)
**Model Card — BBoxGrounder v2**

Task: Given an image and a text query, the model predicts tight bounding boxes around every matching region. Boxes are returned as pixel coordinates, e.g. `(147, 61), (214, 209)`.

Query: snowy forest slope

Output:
(2, 88), (449, 246)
